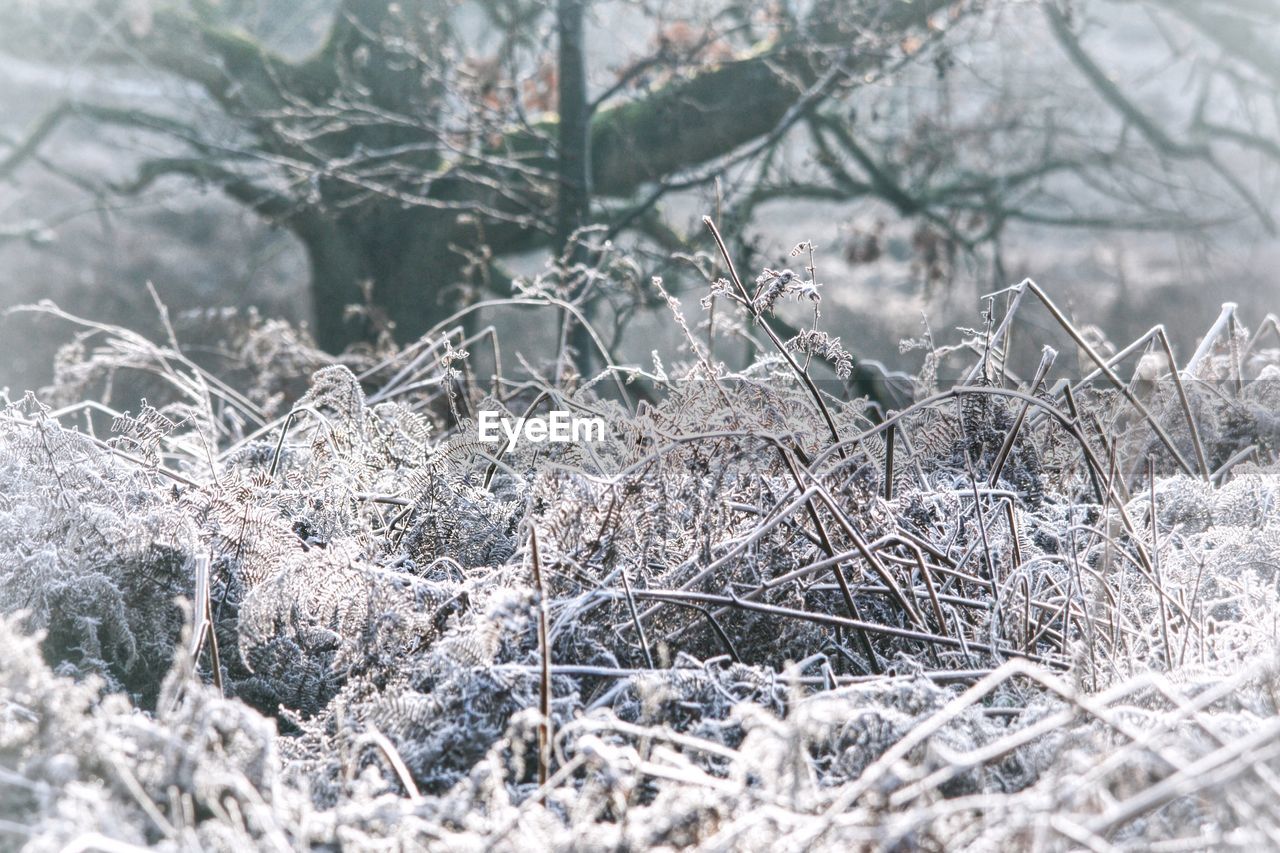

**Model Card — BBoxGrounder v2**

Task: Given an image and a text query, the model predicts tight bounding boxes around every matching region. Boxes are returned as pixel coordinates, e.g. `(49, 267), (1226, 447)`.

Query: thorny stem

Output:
(618, 565), (655, 669)
(528, 525), (552, 789)
(1148, 455), (1173, 667)
(1017, 279), (1201, 480)
(623, 589), (1063, 665)
(776, 442), (884, 672)
(702, 216), (847, 456)
(883, 423), (896, 501)
(987, 345), (1055, 487)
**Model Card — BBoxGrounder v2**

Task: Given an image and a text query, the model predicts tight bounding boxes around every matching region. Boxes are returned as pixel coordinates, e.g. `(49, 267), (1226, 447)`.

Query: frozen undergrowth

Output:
(1, 283), (1280, 851)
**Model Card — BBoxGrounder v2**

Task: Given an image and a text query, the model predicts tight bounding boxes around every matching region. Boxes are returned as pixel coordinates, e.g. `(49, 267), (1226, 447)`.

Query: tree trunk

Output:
(556, 0), (593, 370)
(295, 206), (478, 352)
(556, 0), (590, 248)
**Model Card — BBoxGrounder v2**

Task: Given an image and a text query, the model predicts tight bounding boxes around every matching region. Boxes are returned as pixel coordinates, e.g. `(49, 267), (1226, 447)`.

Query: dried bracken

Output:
(1, 275), (1279, 851)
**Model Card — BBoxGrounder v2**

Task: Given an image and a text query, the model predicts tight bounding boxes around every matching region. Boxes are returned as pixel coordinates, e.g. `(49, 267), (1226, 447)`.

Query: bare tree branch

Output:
(1046, 2), (1276, 232)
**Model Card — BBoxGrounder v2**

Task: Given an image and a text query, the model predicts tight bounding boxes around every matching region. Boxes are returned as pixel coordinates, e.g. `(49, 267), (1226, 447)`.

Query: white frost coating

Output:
(2, 303), (1280, 851)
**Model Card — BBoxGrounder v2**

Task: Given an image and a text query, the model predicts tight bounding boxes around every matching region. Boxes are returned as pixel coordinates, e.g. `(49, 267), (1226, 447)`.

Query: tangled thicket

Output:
(2, 274), (1280, 851)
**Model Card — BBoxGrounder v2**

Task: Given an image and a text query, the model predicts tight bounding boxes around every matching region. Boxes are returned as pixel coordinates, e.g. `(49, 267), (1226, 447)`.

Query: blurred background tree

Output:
(1, 0), (1278, 385)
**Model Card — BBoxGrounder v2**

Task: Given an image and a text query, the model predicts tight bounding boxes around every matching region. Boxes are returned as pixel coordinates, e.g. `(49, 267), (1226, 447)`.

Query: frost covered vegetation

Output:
(2, 252), (1280, 850)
